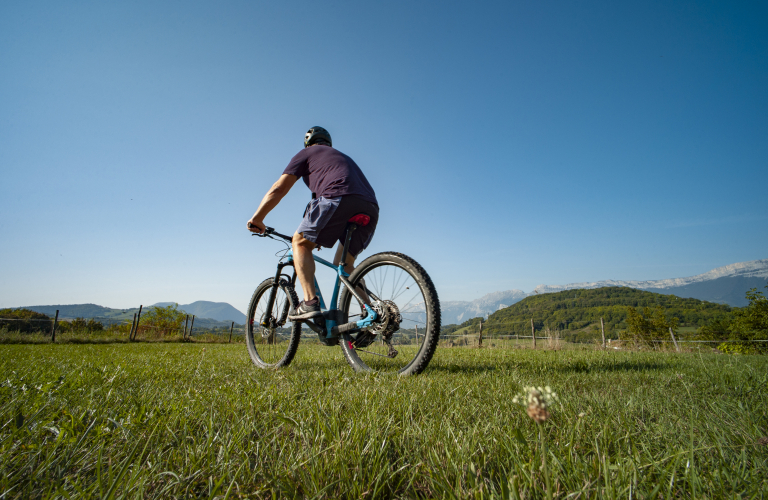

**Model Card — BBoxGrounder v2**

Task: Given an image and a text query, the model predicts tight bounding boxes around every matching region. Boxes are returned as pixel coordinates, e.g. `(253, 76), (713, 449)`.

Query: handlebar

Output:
(249, 224), (292, 242)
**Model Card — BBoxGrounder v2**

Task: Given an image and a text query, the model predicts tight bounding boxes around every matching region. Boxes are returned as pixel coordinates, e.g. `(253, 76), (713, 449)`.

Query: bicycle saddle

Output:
(348, 214), (371, 226)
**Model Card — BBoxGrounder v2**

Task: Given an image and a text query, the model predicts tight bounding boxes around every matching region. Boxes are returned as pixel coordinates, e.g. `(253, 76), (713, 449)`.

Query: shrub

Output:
(0, 308), (51, 333)
(621, 306), (679, 348)
(135, 304), (186, 339)
(717, 341), (767, 355)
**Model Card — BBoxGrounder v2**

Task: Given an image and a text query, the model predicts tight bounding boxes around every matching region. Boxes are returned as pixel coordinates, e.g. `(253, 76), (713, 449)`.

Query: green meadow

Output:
(1, 343), (766, 499)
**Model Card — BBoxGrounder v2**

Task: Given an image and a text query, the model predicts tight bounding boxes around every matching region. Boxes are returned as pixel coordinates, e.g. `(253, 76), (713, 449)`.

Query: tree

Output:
(137, 304), (186, 338)
(622, 306), (679, 347)
(731, 286), (768, 341)
(696, 316), (733, 341)
(696, 286), (768, 343)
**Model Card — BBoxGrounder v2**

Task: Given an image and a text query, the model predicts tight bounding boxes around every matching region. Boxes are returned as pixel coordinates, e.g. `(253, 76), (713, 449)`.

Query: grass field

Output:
(1, 343), (766, 499)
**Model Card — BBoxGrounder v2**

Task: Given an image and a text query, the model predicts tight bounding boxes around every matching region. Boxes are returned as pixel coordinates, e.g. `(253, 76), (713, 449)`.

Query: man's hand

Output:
(247, 218), (266, 234)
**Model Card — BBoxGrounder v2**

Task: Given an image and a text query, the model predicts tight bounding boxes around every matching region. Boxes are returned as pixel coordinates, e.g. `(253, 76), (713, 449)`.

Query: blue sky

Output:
(1, 0), (766, 312)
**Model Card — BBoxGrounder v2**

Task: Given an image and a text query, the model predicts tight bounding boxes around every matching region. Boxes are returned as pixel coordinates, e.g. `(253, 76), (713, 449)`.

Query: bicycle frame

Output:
(259, 224), (378, 342)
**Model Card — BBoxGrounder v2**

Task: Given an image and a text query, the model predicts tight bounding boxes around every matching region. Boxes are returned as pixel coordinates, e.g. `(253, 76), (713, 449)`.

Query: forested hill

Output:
(479, 287), (733, 336)
(20, 304), (133, 319)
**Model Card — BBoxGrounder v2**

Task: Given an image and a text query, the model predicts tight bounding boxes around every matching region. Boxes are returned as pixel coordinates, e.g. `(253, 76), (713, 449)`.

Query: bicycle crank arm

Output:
(302, 320), (326, 336)
(330, 321), (361, 337)
(331, 299), (381, 337)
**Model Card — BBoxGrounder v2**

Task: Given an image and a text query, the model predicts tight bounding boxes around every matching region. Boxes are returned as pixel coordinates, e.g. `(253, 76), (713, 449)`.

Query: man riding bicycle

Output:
(247, 126), (379, 321)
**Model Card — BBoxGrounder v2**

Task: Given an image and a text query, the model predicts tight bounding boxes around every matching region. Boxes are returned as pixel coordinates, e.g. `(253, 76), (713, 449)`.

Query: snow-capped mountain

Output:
(532, 259), (768, 294)
(441, 290), (529, 325)
(439, 259), (768, 325)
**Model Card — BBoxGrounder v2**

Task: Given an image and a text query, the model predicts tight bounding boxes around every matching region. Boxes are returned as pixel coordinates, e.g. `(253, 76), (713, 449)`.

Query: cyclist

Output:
(247, 126), (379, 320)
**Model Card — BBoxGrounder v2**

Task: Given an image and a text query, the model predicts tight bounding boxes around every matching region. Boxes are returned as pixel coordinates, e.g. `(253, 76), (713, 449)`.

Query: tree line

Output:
(1, 304), (196, 338)
(440, 286), (767, 348)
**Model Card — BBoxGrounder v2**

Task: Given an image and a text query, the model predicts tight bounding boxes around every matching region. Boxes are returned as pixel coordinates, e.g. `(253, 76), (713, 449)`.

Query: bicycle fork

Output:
(261, 260), (295, 329)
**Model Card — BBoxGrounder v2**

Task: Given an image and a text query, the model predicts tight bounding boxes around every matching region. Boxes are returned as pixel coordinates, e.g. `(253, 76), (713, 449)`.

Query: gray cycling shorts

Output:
(296, 195), (379, 256)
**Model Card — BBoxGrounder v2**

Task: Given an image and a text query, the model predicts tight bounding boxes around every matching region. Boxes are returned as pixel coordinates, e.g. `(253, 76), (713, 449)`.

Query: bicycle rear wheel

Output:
(246, 278), (301, 369)
(338, 252), (440, 375)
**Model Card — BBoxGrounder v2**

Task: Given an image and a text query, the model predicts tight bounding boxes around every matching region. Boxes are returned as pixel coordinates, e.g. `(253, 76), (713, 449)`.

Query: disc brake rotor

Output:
(368, 301), (391, 335)
(259, 314), (276, 340)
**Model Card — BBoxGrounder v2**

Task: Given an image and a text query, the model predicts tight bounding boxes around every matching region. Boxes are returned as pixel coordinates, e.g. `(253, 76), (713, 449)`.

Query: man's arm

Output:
(247, 174), (299, 233)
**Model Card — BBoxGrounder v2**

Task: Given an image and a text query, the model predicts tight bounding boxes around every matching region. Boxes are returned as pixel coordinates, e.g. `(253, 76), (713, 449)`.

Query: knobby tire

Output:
(338, 252), (441, 375)
(245, 278), (301, 369)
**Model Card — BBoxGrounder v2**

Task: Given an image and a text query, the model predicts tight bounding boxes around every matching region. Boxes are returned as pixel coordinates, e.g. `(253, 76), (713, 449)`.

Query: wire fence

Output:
(2, 311), (765, 350)
(437, 316), (767, 352)
(0, 307), (247, 343)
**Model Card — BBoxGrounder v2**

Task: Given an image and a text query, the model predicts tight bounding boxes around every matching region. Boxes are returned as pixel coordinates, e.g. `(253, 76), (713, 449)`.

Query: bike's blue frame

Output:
(281, 249), (377, 339)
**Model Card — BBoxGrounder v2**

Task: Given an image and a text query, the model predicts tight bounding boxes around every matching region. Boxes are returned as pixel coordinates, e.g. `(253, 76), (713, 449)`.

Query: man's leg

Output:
(333, 244), (370, 304)
(332, 243), (356, 275)
(292, 232), (317, 302)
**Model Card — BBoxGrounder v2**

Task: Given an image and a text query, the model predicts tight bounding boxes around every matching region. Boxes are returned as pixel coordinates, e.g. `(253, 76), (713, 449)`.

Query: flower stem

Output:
(539, 423), (553, 500)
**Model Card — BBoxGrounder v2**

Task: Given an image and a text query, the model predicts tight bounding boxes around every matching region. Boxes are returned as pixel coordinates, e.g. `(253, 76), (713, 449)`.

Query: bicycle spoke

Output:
(391, 279), (417, 303)
(397, 290), (424, 315)
(391, 269), (406, 300)
(370, 269), (383, 299)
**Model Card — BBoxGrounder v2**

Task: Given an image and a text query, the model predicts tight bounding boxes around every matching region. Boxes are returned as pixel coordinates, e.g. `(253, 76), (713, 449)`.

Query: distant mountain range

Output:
(16, 301), (246, 326)
(151, 301), (246, 323)
(440, 259), (768, 325)
(532, 259), (768, 298)
(442, 290), (529, 325)
(14, 259), (767, 328)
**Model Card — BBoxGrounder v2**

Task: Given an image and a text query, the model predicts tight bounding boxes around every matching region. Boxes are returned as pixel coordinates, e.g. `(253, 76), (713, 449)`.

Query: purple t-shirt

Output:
(282, 145), (378, 205)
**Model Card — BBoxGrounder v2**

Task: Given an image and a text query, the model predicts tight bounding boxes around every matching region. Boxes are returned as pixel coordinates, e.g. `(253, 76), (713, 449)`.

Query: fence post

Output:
(51, 310), (59, 342)
(531, 318), (536, 348)
(478, 319), (483, 348)
(601, 317), (606, 348)
(229, 321), (234, 342)
(669, 327), (680, 352)
(188, 315), (195, 339)
(183, 315), (189, 339)
(415, 324), (418, 345)
(132, 305), (143, 341)
(129, 313), (137, 341)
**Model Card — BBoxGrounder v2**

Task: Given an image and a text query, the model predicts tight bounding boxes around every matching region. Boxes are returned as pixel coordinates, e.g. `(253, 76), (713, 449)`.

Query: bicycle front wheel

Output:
(338, 252), (440, 375)
(246, 278), (301, 369)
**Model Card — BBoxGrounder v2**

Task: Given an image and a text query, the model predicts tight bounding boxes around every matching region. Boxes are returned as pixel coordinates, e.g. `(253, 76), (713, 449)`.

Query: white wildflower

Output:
(513, 385), (559, 423)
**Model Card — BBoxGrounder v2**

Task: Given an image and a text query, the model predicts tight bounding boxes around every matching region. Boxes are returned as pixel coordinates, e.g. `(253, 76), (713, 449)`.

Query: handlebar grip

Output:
(248, 223), (273, 234)
(250, 225), (292, 241)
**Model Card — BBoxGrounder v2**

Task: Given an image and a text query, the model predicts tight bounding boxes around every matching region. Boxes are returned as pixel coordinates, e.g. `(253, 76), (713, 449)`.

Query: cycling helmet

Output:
(304, 126), (332, 148)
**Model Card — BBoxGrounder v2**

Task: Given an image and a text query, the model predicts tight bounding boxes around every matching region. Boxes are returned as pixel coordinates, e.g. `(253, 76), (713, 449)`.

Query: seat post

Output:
(339, 224), (357, 270)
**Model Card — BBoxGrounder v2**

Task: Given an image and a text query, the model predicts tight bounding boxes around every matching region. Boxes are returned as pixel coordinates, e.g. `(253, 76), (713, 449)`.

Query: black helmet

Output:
(304, 126), (332, 148)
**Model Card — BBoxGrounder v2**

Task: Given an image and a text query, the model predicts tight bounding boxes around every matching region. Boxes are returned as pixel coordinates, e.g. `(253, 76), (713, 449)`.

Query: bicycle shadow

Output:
(425, 358), (669, 374)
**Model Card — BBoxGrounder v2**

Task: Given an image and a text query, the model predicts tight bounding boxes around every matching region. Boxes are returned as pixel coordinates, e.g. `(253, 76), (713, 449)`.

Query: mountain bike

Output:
(246, 216), (441, 375)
